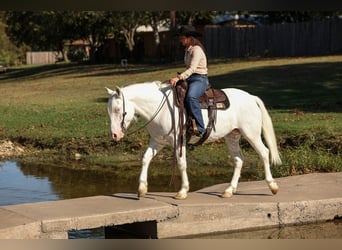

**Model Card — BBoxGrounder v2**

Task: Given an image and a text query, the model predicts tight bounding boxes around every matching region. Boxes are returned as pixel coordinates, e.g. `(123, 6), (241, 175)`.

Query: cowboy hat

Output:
(175, 25), (202, 37)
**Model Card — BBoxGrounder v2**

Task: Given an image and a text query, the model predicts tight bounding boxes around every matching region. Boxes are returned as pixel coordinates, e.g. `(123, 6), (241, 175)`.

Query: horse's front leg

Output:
(138, 139), (164, 198)
(174, 145), (189, 200)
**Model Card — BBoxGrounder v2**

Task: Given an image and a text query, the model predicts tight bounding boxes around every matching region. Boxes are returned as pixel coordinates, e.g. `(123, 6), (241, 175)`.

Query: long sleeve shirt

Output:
(178, 45), (208, 80)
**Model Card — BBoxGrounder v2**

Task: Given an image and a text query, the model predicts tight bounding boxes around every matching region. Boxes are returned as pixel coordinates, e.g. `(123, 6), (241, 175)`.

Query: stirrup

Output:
(191, 119), (198, 135)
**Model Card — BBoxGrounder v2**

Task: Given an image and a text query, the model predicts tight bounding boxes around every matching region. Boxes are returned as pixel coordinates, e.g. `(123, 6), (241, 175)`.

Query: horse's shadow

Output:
(108, 193), (140, 200)
(107, 192), (176, 201)
(196, 191), (272, 197)
(107, 191), (272, 201)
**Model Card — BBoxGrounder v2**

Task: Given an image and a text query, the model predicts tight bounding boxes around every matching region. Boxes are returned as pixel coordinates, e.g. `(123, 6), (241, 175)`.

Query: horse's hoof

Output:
(270, 184), (279, 195)
(267, 180), (279, 195)
(138, 188), (147, 198)
(174, 193), (187, 200)
(221, 191), (233, 198)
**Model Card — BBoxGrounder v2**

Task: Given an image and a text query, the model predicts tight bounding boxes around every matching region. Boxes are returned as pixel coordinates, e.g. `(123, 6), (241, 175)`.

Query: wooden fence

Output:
(205, 19), (342, 58)
(26, 51), (60, 65)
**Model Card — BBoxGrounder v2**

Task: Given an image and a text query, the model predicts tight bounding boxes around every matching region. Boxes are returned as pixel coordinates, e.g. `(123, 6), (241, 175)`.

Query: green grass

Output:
(0, 56), (341, 181)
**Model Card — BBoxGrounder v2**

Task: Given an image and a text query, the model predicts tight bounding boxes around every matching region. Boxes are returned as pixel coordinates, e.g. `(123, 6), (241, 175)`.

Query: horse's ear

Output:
(105, 87), (115, 96)
(115, 86), (122, 96)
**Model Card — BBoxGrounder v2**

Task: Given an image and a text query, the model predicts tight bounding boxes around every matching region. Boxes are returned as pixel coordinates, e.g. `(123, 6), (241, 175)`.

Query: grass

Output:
(0, 56), (341, 182)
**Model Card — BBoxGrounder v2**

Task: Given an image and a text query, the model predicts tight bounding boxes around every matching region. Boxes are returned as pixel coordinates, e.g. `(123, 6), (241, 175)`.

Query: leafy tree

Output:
(68, 11), (117, 63)
(3, 11), (218, 64)
(107, 11), (149, 55)
(4, 11), (118, 63)
(145, 11), (170, 59)
(252, 11), (342, 24)
(4, 11), (75, 62)
(0, 12), (22, 65)
(175, 11), (217, 26)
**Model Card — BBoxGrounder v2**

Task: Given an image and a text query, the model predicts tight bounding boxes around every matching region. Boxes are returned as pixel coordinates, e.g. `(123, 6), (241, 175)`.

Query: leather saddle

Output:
(174, 80), (230, 148)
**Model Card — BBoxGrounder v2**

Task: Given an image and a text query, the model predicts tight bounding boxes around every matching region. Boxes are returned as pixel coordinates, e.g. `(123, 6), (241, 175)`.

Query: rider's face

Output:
(180, 36), (190, 47)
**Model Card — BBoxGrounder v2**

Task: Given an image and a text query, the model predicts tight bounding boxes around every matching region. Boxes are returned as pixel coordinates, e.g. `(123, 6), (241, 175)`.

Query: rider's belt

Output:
(191, 73), (207, 77)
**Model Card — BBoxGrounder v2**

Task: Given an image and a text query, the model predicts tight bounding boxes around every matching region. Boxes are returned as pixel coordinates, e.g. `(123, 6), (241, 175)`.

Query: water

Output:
(0, 160), (183, 239)
(0, 161), (341, 239)
(0, 161), (59, 206)
(0, 160), (141, 239)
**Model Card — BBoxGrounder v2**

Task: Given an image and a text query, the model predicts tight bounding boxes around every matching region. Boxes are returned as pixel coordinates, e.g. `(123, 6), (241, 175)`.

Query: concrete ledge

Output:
(0, 222), (41, 239)
(0, 172), (341, 239)
(0, 194), (178, 239)
(157, 202), (279, 238)
(153, 172), (342, 238)
(0, 208), (41, 239)
(278, 198), (342, 225)
(156, 197), (342, 238)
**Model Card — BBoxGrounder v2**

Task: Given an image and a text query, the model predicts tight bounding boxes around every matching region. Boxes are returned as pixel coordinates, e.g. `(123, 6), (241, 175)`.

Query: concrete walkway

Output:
(0, 172), (341, 239)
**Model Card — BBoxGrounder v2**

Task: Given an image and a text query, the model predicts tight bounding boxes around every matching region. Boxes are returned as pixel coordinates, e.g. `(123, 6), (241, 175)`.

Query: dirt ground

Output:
(0, 140), (25, 159)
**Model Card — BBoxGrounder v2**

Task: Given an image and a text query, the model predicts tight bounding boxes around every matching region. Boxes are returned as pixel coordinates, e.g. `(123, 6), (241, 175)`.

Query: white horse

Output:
(105, 81), (281, 199)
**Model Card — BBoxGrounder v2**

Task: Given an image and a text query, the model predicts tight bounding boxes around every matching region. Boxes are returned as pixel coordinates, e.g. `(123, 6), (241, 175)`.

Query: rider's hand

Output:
(169, 77), (180, 87)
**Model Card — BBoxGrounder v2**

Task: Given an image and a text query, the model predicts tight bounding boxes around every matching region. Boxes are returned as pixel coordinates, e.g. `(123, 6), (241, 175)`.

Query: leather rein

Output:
(119, 86), (172, 136)
(118, 85), (178, 186)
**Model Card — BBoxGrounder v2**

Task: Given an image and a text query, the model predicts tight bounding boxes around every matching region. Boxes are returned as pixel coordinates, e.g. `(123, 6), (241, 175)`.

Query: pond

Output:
(0, 161), (341, 239)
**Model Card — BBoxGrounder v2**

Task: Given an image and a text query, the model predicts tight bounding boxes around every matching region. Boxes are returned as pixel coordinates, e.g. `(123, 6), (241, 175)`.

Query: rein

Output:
(117, 83), (179, 187)
(119, 84), (178, 187)
(169, 85), (178, 187)
(122, 86), (172, 136)
(120, 91), (128, 133)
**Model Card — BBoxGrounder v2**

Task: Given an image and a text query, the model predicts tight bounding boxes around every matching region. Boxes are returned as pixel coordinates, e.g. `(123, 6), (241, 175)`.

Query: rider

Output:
(169, 25), (209, 137)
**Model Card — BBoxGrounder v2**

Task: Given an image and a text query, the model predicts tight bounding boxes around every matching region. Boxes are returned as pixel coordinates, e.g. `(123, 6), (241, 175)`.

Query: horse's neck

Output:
(124, 83), (171, 120)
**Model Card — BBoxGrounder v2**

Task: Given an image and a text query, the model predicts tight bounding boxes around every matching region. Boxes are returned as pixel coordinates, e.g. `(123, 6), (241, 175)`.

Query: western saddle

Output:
(174, 80), (230, 149)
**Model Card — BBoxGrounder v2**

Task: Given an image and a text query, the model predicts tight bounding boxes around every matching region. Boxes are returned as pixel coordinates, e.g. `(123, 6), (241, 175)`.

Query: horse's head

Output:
(105, 86), (134, 141)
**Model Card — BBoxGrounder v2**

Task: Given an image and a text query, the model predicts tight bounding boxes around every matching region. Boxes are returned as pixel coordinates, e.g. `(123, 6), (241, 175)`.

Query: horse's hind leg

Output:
(222, 129), (244, 198)
(138, 139), (164, 198)
(244, 134), (278, 195)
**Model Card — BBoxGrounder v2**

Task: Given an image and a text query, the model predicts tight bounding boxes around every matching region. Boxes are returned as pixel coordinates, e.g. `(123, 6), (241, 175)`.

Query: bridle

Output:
(115, 84), (178, 186)
(120, 91), (127, 133)
(117, 86), (172, 136)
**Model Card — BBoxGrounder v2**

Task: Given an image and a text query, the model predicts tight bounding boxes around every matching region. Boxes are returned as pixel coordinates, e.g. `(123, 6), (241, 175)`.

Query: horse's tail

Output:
(254, 96), (282, 166)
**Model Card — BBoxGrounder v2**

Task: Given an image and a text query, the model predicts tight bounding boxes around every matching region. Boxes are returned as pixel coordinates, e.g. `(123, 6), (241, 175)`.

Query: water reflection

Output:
(0, 161), (59, 206)
(1, 161), (160, 203)
(3, 160), (226, 203)
(17, 161), (139, 200)
(0, 160), (188, 205)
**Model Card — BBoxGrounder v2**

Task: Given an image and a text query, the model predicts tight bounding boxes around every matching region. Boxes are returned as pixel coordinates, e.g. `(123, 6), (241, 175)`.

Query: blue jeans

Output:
(185, 74), (209, 134)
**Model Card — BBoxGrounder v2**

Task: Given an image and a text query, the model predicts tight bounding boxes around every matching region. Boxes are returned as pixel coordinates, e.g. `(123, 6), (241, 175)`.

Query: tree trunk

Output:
(88, 34), (97, 64)
(58, 42), (69, 62)
(151, 12), (161, 60)
(123, 29), (135, 52)
(62, 49), (69, 62)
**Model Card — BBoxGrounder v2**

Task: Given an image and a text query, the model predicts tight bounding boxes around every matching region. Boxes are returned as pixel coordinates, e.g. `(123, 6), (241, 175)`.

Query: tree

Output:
(145, 11), (170, 60)
(175, 11), (217, 26)
(107, 11), (149, 56)
(4, 11), (76, 62)
(68, 11), (117, 63)
(252, 11), (342, 24)
(0, 12), (21, 65)
(3, 11), (218, 64)
(5, 11), (119, 63)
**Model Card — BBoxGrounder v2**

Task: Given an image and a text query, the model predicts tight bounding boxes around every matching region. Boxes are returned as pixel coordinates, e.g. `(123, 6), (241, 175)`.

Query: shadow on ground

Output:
(1, 60), (341, 112)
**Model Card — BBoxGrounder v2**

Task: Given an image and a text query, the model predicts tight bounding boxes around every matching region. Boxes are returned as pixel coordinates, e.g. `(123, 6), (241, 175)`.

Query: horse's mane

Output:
(154, 80), (170, 89)
(141, 80), (170, 89)
(123, 81), (171, 94)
